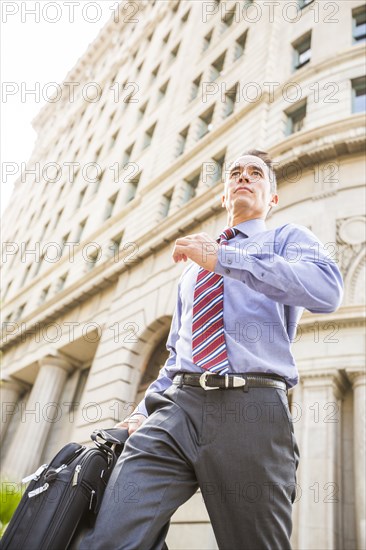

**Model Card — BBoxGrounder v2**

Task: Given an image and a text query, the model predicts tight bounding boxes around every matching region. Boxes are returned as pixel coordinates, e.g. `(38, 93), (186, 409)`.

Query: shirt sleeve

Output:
(214, 224), (344, 314)
(127, 277), (183, 419)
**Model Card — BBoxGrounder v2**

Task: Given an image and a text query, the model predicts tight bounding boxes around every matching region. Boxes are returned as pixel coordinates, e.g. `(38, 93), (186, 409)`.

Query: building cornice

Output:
(271, 114), (365, 180)
(298, 305), (366, 333)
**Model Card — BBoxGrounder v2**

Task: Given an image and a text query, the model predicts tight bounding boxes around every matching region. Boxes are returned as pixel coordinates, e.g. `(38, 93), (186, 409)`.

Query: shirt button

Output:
(225, 268), (231, 274)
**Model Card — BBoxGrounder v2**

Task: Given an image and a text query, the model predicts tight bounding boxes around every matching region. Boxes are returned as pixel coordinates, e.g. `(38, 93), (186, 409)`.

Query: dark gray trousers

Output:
(79, 382), (300, 550)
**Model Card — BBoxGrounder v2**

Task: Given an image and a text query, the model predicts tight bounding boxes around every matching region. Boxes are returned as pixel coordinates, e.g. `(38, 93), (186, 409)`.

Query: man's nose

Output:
(238, 173), (250, 183)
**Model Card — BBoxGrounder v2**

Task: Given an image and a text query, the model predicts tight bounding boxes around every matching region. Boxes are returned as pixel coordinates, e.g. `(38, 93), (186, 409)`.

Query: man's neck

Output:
(227, 213), (265, 227)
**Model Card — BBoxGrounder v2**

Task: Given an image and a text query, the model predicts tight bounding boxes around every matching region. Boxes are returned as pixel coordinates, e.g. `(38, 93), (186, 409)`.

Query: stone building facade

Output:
(1, 1), (365, 548)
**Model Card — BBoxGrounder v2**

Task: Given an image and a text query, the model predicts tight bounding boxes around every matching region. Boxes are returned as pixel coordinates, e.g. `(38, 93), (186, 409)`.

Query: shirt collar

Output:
(234, 218), (267, 238)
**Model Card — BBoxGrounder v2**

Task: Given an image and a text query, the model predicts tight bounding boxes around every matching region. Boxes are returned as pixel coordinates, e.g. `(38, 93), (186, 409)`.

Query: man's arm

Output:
(118, 276), (183, 432)
(214, 224), (343, 313)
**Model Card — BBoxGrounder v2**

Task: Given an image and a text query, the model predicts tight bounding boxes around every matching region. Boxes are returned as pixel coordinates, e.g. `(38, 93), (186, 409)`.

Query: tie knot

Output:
(218, 227), (239, 245)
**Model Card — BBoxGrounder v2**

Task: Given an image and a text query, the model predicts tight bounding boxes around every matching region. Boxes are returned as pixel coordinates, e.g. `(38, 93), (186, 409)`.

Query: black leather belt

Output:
(173, 372), (287, 392)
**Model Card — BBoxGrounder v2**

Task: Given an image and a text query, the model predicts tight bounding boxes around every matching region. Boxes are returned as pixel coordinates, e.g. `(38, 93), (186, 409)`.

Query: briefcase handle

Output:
(91, 427), (129, 459)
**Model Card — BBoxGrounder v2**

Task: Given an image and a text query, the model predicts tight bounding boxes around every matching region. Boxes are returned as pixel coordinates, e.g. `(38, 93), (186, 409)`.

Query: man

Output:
(80, 150), (343, 550)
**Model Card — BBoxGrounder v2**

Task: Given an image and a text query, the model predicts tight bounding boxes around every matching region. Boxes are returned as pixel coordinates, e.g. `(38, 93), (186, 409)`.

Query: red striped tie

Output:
(192, 227), (239, 374)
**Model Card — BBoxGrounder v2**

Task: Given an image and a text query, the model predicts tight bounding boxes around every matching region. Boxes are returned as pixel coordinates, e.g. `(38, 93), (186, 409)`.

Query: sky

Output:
(1, 0), (118, 216)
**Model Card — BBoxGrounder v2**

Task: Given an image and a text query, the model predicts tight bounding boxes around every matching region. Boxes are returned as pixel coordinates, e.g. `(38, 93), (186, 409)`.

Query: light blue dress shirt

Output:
(132, 218), (343, 418)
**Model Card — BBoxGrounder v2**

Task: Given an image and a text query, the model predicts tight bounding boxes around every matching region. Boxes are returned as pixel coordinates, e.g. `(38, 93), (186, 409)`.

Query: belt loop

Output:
(243, 378), (249, 393)
(178, 374), (183, 389)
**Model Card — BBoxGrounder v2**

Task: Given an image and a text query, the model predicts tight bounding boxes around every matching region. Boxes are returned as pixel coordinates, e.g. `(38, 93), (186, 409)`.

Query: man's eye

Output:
(252, 170), (261, 176)
(231, 171), (240, 177)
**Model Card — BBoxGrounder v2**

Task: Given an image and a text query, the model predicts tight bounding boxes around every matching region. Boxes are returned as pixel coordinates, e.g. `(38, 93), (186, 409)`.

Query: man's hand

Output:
(115, 413), (147, 436)
(172, 232), (219, 272)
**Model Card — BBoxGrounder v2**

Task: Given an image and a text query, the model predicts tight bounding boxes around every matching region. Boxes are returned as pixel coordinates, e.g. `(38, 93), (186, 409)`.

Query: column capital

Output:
(0, 377), (29, 395)
(38, 354), (73, 374)
(345, 368), (366, 388)
(300, 368), (348, 399)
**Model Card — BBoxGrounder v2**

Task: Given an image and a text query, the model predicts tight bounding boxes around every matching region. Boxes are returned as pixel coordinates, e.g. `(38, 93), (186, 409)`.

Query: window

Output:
(161, 190), (173, 218)
(43, 220), (50, 238)
(285, 100), (307, 135)
(142, 123), (157, 149)
(86, 250), (100, 271)
(137, 101), (148, 122)
(221, 10), (236, 33)
(38, 286), (50, 305)
(122, 143), (134, 167)
(55, 273), (68, 292)
(126, 172), (141, 202)
(157, 80), (169, 102)
(181, 9), (190, 22)
(299, 0), (314, 8)
(57, 182), (65, 199)
(176, 126), (189, 157)
(151, 64), (160, 81)
(223, 83), (238, 118)
(169, 42), (180, 64)
(198, 105), (215, 139)
(104, 192), (118, 220)
(293, 32), (311, 70)
(33, 254), (43, 277)
(211, 152), (226, 186)
(76, 188), (86, 209)
(352, 76), (366, 113)
(171, 0), (180, 13)
(75, 219), (87, 243)
(95, 145), (103, 161)
(20, 265), (32, 288)
(110, 129), (119, 149)
(183, 173), (200, 203)
(109, 232), (124, 260)
(93, 169), (104, 195)
(210, 52), (226, 81)
(190, 74), (202, 101)
(53, 208), (63, 229)
(353, 6), (366, 44)
(61, 232), (70, 253)
(202, 30), (213, 52)
(14, 303), (26, 321)
(234, 31), (247, 60)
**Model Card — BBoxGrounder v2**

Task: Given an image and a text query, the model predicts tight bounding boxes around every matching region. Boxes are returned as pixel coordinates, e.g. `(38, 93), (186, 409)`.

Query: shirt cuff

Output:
(214, 245), (247, 283)
(128, 400), (148, 419)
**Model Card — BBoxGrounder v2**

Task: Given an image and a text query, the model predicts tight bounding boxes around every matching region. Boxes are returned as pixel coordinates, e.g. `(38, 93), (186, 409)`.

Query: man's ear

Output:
(269, 194), (279, 208)
(221, 193), (226, 208)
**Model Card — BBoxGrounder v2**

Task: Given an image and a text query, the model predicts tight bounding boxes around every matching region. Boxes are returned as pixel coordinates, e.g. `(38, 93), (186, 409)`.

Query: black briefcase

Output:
(1, 428), (129, 550)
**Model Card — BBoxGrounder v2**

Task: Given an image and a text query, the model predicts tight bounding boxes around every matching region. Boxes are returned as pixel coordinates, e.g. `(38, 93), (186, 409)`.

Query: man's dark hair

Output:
(240, 149), (277, 194)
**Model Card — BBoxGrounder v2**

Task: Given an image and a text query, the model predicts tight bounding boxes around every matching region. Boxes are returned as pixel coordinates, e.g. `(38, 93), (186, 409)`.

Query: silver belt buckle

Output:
(199, 372), (220, 390)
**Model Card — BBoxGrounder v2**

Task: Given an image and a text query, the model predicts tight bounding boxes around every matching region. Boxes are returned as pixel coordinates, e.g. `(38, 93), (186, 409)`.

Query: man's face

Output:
(221, 155), (278, 219)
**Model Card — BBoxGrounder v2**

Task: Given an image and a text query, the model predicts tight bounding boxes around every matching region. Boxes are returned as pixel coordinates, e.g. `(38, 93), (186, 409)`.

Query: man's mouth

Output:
(235, 186), (253, 193)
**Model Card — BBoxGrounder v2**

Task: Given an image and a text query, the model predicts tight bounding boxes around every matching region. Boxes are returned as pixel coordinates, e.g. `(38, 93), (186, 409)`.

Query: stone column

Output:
(295, 370), (346, 550)
(2, 356), (72, 481)
(0, 378), (29, 444)
(347, 369), (366, 550)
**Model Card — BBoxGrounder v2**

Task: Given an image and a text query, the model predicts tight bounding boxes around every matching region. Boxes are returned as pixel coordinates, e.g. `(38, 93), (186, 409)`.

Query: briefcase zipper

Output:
(89, 489), (96, 510)
(22, 464), (48, 484)
(72, 464), (82, 486)
(28, 483), (49, 498)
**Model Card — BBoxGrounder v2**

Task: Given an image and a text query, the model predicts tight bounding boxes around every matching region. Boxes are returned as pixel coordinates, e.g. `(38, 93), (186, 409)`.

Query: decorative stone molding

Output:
(336, 216), (366, 277)
(300, 368), (349, 400)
